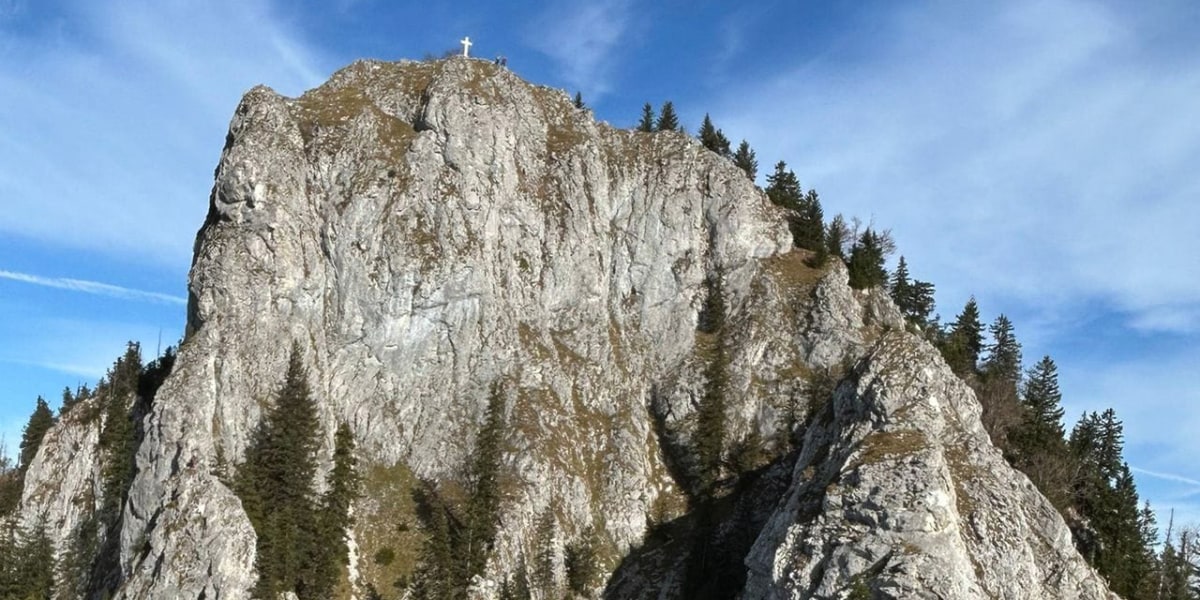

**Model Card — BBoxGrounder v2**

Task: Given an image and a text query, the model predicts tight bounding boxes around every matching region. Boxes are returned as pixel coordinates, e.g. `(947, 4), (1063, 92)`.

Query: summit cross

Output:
(460, 36), (472, 57)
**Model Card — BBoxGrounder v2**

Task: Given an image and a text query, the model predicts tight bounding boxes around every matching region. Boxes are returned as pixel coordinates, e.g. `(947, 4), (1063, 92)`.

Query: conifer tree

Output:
(793, 189), (826, 252)
(18, 396), (55, 470)
(982, 315), (1022, 387)
(532, 509), (558, 597)
(573, 91), (585, 109)
(698, 114), (731, 156)
(1006, 355), (1071, 507)
(825, 214), (849, 261)
(92, 339), (144, 578)
(847, 229), (888, 289)
(414, 501), (458, 600)
(1019, 356), (1066, 445)
(4, 521), (56, 599)
(462, 384), (507, 582)
(941, 298), (983, 376)
(888, 256), (936, 327)
(237, 343), (323, 599)
(733, 140), (757, 180)
(59, 386), (77, 415)
(765, 161), (801, 211)
(637, 103), (655, 132)
(889, 257), (914, 312)
(306, 422), (361, 597)
(656, 101), (680, 132)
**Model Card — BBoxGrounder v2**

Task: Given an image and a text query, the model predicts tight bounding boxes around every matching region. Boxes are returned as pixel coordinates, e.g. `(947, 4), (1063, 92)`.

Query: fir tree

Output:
(237, 343), (323, 599)
(888, 256), (936, 327)
(573, 91), (585, 109)
(847, 229), (888, 289)
(793, 189), (826, 252)
(889, 257), (914, 314)
(462, 384), (507, 583)
(764, 161), (801, 211)
(637, 103), (655, 132)
(532, 509), (558, 598)
(732, 140), (757, 180)
(982, 315), (1022, 388)
(306, 422), (361, 597)
(698, 114), (731, 156)
(1019, 356), (1066, 445)
(655, 101), (680, 132)
(18, 396), (55, 470)
(825, 214), (849, 261)
(1008, 355), (1071, 508)
(941, 298), (984, 377)
(414, 500), (458, 600)
(6, 521), (56, 600)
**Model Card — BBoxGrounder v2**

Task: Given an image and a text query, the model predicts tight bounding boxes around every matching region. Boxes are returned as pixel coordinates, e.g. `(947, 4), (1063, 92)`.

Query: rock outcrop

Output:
(12, 57), (1119, 599)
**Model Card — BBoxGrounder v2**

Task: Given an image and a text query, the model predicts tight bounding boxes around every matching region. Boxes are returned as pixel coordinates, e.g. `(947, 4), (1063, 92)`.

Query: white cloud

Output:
(0, 269), (186, 304)
(716, 0), (1200, 334)
(1133, 467), (1200, 488)
(0, 0), (328, 269)
(525, 0), (631, 100)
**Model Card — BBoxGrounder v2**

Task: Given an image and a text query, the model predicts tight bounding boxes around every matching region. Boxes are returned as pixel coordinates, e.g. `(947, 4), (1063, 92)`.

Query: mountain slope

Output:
(13, 57), (1117, 600)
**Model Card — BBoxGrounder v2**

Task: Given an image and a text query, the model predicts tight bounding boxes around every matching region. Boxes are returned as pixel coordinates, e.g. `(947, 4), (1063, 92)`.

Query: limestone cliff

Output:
(13, 57), (1118, 599)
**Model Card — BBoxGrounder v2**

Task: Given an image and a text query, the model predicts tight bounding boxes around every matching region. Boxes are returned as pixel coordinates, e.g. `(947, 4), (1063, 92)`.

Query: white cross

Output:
(460, 36), (472, 57)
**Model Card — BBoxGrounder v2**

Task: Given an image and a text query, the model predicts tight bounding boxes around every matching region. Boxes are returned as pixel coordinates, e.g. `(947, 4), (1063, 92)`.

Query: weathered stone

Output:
(11, 57), (1118, 600)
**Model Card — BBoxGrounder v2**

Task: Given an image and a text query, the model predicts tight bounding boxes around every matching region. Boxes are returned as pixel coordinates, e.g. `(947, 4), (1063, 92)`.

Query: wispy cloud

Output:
(717, 0), (1200, 335)
(0, 269), (186, 305)
(712, 0), (1200, 528)
(0, 0), (327, 269)
(1133, 467), (1200, 488)
(525, 0), (631, 100)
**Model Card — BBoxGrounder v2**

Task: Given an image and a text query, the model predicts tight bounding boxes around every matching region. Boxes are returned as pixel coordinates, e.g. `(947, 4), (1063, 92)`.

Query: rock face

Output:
(13, 57), (1118, 599)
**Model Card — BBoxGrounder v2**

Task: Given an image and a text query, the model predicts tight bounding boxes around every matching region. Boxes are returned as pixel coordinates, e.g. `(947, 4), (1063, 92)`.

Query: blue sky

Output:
(1, 0), (1197, 528)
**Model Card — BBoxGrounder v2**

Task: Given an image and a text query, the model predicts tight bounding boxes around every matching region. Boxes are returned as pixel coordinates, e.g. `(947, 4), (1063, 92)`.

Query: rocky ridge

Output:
(12, 57), (1118, 599)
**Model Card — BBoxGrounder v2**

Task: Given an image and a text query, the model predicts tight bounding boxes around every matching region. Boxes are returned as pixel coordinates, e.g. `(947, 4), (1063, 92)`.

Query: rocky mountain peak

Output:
(11, 57), (1119, 599)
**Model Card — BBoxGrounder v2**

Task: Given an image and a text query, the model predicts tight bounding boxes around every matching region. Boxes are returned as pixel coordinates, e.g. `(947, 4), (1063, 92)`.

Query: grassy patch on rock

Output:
(355, 462), (426, 598)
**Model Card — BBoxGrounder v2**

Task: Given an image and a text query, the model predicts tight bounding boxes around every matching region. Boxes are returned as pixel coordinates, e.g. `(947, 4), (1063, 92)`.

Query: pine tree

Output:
(305, 422), (361, 597)
(764, 161), (801, 211)
(18, 396), (55, 470)
(847, 229), (888, 289)
(12, 521), (55, 599)
(825, 214), (849, 261)
(60, 385), (79, 415)
(462, 384), (507, 582)
(698, 114), (731, 156)
(637, 103), (655, 132)
(532, 509), (558, 598)
(982, 315), (1022, 388)
(414, 500), (458, 600)
(888, 256), (935, 327)
(655, 101), (680, 132)
(941, 298), (983, 377)
(98, 342), (143, 516)
(0, 526), (14, 598)
(237, 343), (323, 599)
(1007, 355), (1071, 507)
(889, 257), (914, 314)
(1019, 356), (1066, 444)
(573, 91), (585, 109)
(793, 189), (825, 252)
(732, 140), (757, 180)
